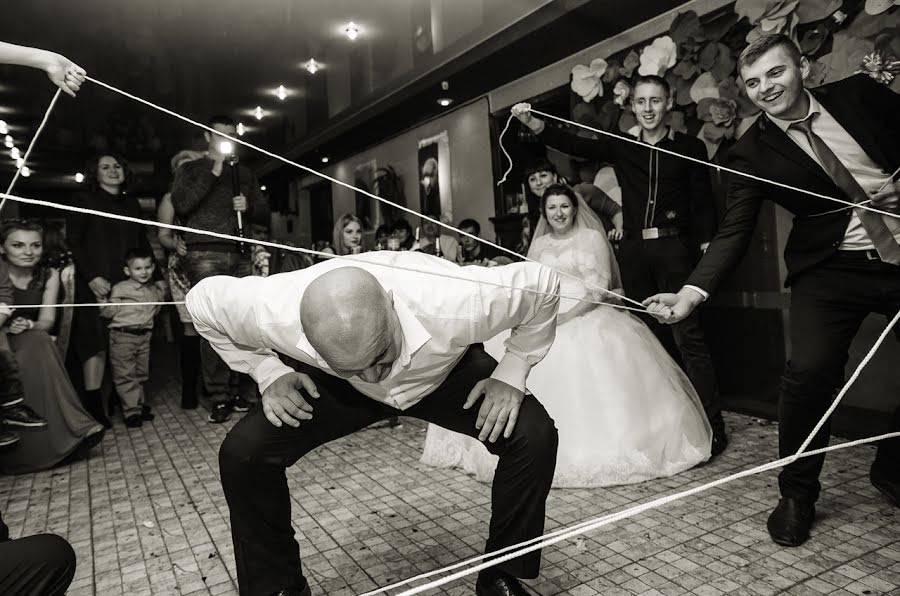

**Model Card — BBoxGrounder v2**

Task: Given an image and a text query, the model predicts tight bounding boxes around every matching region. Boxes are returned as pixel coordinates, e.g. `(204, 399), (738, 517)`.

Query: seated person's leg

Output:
(0, 533), (76, 596)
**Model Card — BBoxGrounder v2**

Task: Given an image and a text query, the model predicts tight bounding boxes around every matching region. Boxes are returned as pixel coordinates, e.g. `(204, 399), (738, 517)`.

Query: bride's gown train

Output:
(420, 226), (712, 488)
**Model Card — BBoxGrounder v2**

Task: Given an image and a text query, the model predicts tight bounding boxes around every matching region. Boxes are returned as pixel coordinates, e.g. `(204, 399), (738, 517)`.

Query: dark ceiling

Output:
(0, 0), (690, 199)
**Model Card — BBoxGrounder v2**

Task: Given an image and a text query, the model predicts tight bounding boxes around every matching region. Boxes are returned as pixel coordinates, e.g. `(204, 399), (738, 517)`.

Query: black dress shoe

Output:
(124, 414), (143, 428)
(711, 430), (728, 457)
(767, 497), (815, 547)
(870, 463), (900, 507)
(270, 580), (312, 596)
(141, 405), (155, 421)
(475, 573), (531, 596)
(0, 403), (48, 428)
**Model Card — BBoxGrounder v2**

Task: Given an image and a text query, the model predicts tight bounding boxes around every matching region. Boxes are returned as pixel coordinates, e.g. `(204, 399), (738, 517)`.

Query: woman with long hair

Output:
(66, 153), (152, 425)
(332, 213), (364, 256)
(0, 219), (104, 473)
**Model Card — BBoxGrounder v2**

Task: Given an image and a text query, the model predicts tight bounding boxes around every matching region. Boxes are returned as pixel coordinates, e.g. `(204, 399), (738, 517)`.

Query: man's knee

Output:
(781, 359), (842, 403)
(8, 533), (77, 590)
(512, 402), (558, 459)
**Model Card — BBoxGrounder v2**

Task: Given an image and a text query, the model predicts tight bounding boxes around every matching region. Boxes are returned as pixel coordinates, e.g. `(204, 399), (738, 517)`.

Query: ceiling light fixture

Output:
(344, 21), (360, 41)
(321, 156), (329, 164)
(10, 147), (20, 160)
(75, 172), (84, 183)
(260, 185), (267, 191)
(254, 106), (264, 121)
(3, 135), (12, 148)
(306, 59), (319, 74)
(20, 166), (30, 177)
(237, 122), (246, 136)
(437, 98), (453, 107)
(276, 85), (287, 101)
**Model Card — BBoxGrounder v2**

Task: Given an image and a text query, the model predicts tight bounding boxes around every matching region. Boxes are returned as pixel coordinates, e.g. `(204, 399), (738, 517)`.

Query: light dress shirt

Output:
(685, 90), (897, 302)
(185, 251), (560, 409)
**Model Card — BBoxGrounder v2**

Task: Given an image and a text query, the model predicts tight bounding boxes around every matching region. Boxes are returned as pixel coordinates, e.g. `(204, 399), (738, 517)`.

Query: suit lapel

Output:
(756, 115), (833, 187)
(814, 84), (890, 168)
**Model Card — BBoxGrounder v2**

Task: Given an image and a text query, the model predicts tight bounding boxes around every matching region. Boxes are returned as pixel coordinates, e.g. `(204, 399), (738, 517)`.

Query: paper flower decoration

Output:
(698, 98), (738, 130)
(571, 58), (608, 102)
(865, 0), (900, 15)
(639, 36), (678, 76)
(621, 50), (640, 78)
(819, 33), (876, 84)
(666, 110), (688, 135)
(698, 42), (737, 82)
(670, 11), (704, 44)
(856, 50), (900, 84)
(612, 80), (632, 106)
(690, 72), (721, 103)
(796, 0), (842, 23)
(736, 0), (801, 42)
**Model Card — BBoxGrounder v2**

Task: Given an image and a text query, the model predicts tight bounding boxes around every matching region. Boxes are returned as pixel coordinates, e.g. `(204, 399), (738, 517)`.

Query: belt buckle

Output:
(865, 249), (880, 261)
(641, 228), (659, 240)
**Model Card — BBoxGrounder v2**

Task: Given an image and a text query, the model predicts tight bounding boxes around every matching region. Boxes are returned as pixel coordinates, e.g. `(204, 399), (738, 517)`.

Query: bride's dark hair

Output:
(539, 184), (579, 221)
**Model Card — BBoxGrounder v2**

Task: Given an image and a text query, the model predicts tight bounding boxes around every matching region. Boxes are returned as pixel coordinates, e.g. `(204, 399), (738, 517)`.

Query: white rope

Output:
(794, 309), (900, 458)
(495, 114), (516, 186)
(0, 192), (648, 315)
(0, 88), (62, 213)
(388, 430), (900, 596)
(83, 76), (644, 310)
(365, 308), (900, 594)
(529, 109), (900, 222)
(808, 166), (900, 218)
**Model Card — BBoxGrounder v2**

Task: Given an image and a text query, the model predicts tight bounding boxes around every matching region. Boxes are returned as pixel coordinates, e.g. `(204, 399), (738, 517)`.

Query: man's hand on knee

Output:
(261, 372), (319, 428)
(464, 378), (525, 443)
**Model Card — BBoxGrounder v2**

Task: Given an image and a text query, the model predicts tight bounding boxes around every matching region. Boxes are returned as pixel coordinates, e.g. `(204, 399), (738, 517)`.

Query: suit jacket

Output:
(687, 74), (900, 293)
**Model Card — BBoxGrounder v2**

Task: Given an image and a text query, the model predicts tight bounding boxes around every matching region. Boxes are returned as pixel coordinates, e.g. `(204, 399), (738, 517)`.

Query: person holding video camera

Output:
(171, 115), (265, 424)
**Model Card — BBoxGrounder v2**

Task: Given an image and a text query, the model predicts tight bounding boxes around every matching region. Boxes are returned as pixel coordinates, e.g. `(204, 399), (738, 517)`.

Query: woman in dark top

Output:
(0, 219), (103, 474)
(66, 153), (151, 425)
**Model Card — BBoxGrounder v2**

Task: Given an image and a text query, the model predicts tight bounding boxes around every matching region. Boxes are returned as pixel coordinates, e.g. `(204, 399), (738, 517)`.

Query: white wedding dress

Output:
(420, 221), (712, 488)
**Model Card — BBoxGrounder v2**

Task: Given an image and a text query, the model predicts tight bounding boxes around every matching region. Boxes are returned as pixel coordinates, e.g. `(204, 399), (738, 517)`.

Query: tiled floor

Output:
(0, 366), (898, 595)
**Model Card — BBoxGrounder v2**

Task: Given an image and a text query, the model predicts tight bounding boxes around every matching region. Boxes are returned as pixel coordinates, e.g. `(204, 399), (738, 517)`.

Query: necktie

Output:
(790, 115), (900, 265)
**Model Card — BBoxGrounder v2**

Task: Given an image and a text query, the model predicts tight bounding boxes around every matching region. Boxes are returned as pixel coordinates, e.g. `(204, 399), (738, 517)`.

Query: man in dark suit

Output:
(644, 34), (900, 547)
(513, 75), (726, 455)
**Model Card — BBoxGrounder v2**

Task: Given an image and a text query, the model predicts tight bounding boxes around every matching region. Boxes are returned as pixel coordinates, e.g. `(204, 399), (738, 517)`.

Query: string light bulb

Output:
(75, 172), (84, 183)
(254, 106), (264, 121)
(437, 98), (453, 107)
(321, 156), (329, 164)
(344, 21), (360, 40)
(20, 166), (30, 177)
(0, 120), (7, 135)
(15, 158), (24, 168)
(10, 147), (20, 160)
(3, 135), (12, 148)
(237, 122), (246, 136)
(276, 85), (287, 101)
(306, 59), (319, 74)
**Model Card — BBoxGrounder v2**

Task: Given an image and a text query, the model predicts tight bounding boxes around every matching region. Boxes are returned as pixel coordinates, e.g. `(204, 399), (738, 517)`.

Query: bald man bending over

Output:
(186, 251), (561, 596)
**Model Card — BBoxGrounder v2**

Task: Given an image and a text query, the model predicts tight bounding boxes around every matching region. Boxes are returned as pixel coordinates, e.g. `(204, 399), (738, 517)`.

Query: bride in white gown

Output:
(420, 183), (711, 488)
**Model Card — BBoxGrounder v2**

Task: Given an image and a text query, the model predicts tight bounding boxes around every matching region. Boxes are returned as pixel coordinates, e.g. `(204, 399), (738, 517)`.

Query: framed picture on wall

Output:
(417, 131), (451, 221)
(353, 159), (378, 230)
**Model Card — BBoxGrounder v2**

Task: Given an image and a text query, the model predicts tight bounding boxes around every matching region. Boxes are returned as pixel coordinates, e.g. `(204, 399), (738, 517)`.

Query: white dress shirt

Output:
(185, 251), (560, 409)
(685, 90), (898, 302)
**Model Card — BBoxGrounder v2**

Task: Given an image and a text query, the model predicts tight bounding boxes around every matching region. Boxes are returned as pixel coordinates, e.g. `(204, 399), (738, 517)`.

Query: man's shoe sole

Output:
(1, 419), (48, 428)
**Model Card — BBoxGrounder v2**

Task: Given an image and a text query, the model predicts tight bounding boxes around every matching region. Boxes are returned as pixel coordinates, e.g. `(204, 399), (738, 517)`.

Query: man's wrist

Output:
(681, 285), (708, 305)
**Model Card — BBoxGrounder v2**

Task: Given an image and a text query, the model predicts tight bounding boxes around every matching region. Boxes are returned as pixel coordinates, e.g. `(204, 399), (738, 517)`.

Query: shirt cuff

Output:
(253, 357), (296, 395)
(683, 285), (709, 301)
(700, 242), (710, 252)
(490, 351), (531, 393)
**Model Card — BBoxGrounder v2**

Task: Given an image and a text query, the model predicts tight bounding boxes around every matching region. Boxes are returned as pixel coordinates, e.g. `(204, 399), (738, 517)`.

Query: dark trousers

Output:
(0, 534), (76, 595)
(780, 253), (900, 502)
(219, 345), (558, 596)
(620, 236), (725, 433)
(184, 249), (254, 406)
(0, 332), (24, 407)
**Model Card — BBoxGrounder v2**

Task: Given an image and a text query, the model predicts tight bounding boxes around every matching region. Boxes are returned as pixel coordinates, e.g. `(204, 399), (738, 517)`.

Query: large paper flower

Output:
(699, 42), (737, 81)
(865, 0), (900, 15)
(698, 98), (738, 129)
(736, 0), (800, 42)
(621, 50), (641, 78)
(796, 0), (842, 23)
(612, 80), (632, 106)
(571, 58), (608, 102)
(690, 72), (721, 103)
(818, 33), (875, 84)
(856, 50), (900, 84)
(639, 36), (678, 76)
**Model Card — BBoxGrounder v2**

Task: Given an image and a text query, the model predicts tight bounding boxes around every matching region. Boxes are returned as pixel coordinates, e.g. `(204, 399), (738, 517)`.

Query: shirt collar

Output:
(631, 125), (676, 144)
(294, 294), (431, 375)
(767, 90), (820, 133)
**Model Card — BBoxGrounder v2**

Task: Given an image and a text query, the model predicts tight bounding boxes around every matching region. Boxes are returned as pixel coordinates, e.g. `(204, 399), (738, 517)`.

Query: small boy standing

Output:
(101, 249), (165, 428)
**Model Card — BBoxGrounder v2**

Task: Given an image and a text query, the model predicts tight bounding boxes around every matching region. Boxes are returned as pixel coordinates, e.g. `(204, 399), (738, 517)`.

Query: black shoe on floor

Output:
(0, 427), (20, 448)
(141, 405), (155, 421)
(0, 403), (48, 428)
(124, 414), (143, 428)
(207, 403), (233, 424)
(232, 397), (253, 413)
(711, 430), (728, 458)
(870, 463), (900, 508)
(270, 580), (312, 596)
(475, 573), (531, 596)
(767, 497), (815, 547)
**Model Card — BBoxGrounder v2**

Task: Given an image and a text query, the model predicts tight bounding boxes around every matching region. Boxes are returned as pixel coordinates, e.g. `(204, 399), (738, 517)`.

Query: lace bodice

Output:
(529, 228), (613, 310)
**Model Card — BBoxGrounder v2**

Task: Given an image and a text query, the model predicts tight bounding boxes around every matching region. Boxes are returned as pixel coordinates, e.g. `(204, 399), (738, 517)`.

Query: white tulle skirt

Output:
(420, 305), (712, 488)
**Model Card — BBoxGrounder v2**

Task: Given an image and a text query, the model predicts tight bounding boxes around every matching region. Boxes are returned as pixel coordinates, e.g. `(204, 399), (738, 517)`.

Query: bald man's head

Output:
(300, 267), (401, 382)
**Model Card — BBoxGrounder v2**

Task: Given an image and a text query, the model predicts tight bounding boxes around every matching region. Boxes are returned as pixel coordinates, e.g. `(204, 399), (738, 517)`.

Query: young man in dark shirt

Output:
(513, 75), (727, 454)
(457, 218), (505, 265)
(171, 115), (265, 424)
